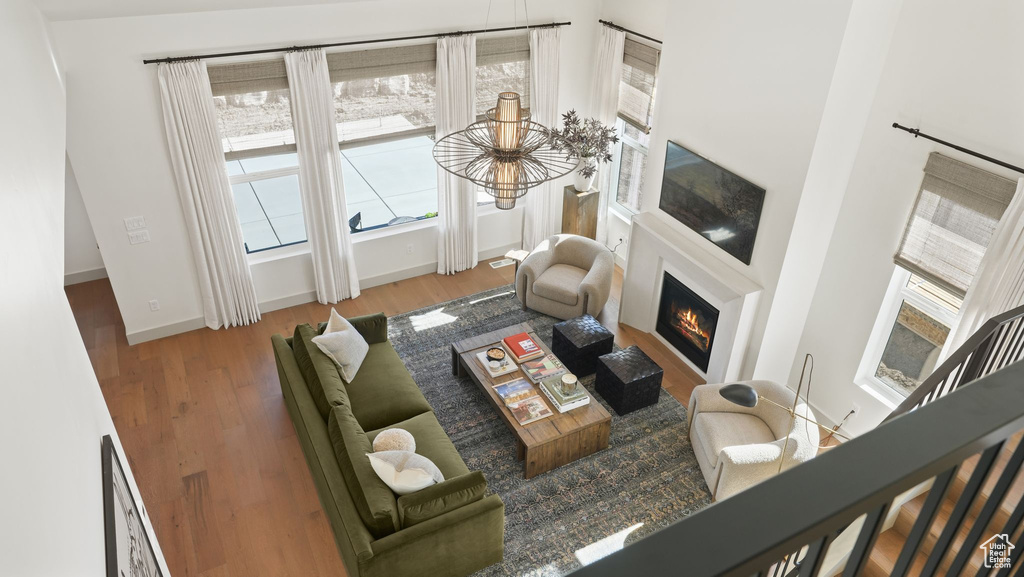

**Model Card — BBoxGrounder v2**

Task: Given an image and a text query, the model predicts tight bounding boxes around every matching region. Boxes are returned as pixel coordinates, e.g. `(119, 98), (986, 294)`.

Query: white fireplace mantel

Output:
(619, 211), (763, 383)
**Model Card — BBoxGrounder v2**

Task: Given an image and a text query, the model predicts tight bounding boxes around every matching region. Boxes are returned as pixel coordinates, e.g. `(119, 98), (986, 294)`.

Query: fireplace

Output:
(656, 272), (720, 373)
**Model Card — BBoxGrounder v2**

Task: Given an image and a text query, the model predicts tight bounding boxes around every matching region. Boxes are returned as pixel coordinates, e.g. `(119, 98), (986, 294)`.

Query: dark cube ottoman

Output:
(595, 345), (663, 415)
(552, 315), (614, 377)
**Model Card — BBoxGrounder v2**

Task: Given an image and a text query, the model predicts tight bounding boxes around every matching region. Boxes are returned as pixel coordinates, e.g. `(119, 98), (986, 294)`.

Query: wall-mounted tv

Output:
(658, 141), (765, 265)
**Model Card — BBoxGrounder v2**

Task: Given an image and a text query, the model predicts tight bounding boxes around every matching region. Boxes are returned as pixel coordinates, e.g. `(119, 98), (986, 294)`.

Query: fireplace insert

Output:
(656, 272), (719, 373)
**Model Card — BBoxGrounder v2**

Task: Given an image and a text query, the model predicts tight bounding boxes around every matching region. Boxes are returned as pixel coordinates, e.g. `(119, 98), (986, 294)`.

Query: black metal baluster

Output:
(841, 503), (890, 577)
(891, 467), (958, 577)
(921, 444), (1004, 577)
(948, 439), (1024, 575)
(796, 535), (835, 577)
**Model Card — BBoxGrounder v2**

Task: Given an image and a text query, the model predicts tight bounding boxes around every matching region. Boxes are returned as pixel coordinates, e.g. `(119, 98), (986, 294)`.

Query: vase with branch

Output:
(549, 110), (619, 192)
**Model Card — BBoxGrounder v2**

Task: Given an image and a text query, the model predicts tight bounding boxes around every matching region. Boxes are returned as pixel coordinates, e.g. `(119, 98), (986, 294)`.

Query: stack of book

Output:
(493, 378), (553, 425)
(520, 353), (567, 384)
(501, 332), (545, 363)
(539, 376), (590, 413)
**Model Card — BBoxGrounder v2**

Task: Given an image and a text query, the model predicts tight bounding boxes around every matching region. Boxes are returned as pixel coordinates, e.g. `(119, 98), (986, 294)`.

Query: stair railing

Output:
(568, 360), (1024, 577)
(885, 303), (1024, 422)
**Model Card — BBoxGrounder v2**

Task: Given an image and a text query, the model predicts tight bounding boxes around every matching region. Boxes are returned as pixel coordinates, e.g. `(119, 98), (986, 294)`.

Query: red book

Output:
(502, 332), (544, 362)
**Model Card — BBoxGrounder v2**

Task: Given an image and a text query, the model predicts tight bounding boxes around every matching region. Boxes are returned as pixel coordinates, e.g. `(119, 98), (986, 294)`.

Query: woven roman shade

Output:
(208, 59), (288, 96)
(894, 152), (1017, 296)
(476, 34), (530, 116)
(208, 58), (295, 160)
(325, 44), (436, 83)
(618, 38), (659, 134)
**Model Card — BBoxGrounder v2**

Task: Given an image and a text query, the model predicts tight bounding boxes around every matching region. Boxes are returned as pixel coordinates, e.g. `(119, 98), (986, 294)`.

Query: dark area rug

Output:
(388, 285), (711, 576)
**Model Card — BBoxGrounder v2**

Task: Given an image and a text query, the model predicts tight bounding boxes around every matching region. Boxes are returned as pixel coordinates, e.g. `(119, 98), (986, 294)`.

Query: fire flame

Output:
(671, 304), (711, 352)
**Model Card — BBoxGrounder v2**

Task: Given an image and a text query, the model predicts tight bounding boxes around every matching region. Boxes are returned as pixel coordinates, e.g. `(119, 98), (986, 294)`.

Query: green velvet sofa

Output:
(272, 313), (504, 577)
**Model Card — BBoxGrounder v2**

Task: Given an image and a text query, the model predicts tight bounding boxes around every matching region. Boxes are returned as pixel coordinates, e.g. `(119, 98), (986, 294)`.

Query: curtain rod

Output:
(598, 19), (662, 45)
(892, 122), (1024, 175)
(142, 21), (571, 64)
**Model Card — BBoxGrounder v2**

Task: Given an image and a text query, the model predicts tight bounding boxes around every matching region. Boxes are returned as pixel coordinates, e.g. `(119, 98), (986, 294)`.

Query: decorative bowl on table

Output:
(486, 347), (507, 364)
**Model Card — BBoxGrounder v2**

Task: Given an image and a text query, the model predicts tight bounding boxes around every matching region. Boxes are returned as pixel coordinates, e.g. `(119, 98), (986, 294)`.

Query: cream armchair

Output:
(687, 380), (819, 501)
(516, 234), (614, 320)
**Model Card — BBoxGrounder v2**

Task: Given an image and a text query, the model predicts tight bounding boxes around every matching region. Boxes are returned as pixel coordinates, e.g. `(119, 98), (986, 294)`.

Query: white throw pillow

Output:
(367, 451), (445, 495)
(324, 307), (349, 334)
(312, 309), (368, 382)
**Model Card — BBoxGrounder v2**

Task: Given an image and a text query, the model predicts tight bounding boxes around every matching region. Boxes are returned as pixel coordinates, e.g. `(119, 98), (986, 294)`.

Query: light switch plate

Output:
(128, 230), (151, 245)
(124, 216), (147, 231)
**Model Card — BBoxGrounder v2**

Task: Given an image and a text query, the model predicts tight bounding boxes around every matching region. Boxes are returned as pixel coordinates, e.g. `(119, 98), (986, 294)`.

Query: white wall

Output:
(0, 1), (168, 575)
(753, 0), (904, 385)
(793, 0), (1024, 434)
(640, 0), (854, 380)
(64, 154), (106, 283)
(53, 0), (601, 343)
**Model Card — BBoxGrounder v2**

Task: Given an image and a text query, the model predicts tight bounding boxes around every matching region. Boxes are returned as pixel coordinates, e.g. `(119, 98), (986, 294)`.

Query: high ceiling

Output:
(34, 0), (373, 21)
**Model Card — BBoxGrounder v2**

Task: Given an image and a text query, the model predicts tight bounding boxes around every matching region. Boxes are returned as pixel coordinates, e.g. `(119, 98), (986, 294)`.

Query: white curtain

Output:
(521, 27), (562, 252)
(590, 26), (625, 245)
(157, 61), (261, 330)
(285, 49), (360, 303)
(436, 35), (478, 274)
(940, 178), (1024, 359)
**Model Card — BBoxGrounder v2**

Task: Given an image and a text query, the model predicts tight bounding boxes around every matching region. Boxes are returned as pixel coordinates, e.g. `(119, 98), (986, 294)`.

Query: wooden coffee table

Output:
(451, 323), (611, 479)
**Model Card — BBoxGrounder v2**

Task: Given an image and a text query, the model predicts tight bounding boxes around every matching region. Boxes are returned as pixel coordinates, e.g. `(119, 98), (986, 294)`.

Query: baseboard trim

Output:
(126, 316), (207, 346)
(64, 267), (107, 286)
(123, 245), (522, 345)
(259, 290), (318, 314)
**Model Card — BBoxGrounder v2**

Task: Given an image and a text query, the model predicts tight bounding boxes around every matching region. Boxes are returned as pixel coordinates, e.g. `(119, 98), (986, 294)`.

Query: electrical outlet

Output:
(128, 230), (151, 245)
(124, 216), (147, 231)
(148, 299), (160, 311)
(406, 243), (413, 255)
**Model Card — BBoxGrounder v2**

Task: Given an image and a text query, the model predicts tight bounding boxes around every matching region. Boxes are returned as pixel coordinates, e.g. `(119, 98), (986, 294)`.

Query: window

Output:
(609, 38), (659, 214)
(862, 269), (963, 398)
(210, 59), (308, 253)
(327, 44), (441, 231)
(859, 154), (1016, 398)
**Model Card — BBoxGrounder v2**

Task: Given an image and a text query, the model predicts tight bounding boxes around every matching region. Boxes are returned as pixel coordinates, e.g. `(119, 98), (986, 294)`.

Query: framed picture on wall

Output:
(102, 435), (163, 577)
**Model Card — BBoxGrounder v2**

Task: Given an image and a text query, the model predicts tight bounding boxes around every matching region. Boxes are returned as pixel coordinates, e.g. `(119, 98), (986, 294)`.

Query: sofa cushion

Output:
(294, 324), (350, 421)
(692, 411), (775, 469)
(367, 451), (444, 495)
(532, 264), (587, 306)
(313, 311), (369, 382)
(328, 405), (400, 539)
(367, 411), (471, 480)
(396, 471), (488, 528)
(346, 341), (433, 431)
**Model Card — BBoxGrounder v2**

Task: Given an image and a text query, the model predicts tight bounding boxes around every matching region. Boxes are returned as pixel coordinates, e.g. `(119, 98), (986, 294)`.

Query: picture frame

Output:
(102, 435), (163, 577)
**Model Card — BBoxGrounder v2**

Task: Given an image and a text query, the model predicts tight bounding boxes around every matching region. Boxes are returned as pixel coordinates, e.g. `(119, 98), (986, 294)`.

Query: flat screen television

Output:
(658, 141), (765, 265)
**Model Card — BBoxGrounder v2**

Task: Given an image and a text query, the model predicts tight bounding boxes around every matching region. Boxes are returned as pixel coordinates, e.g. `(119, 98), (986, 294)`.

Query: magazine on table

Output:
(520, 354), (568, 384)
(506, 396), (553, 425)
(493, 378), (538, 406)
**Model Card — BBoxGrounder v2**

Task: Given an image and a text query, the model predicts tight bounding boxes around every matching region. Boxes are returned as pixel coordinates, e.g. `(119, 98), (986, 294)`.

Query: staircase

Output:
(859, 305), (1024, 577)
(864, 432), (1023, 576)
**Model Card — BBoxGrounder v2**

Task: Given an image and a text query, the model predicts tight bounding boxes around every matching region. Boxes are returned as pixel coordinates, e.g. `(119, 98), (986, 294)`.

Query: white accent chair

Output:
(515, 234), (614, 320)
(687, 380), (819, 501)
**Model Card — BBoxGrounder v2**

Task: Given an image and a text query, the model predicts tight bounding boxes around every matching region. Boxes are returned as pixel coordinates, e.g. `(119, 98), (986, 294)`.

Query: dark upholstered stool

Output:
(595, 345), (663, 415)
(552, 315), (614, 377)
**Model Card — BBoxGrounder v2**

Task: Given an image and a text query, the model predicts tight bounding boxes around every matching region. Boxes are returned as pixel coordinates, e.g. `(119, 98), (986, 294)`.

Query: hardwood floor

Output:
(66, 258), (703, 577)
